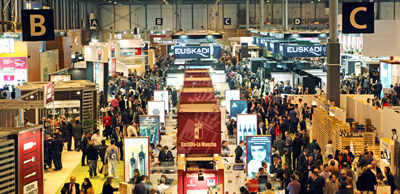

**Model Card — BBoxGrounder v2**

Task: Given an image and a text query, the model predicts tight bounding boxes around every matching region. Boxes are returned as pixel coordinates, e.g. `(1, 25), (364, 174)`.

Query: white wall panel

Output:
(380, 2), (395, 20)
(395, 2), (400, 20)
(180, 5), (192, 30)
(193, 4), (208, 30)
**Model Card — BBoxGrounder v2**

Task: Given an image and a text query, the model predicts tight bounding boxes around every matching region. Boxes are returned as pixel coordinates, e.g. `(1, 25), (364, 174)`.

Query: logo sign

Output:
(44, 82), (54, 107)
(294, 18), (301, 25)
(155, 18), (163, 25)
(21, 9), (55, 41)
(224, 18), (231, 25)
(281, 45), (327, 57)
(90, 19), (98, 27)
(174, 46), (211, 59)
(97, 48), (103, 61)
(110, 42), (116, 58)
(4, 75), (15, 81)
(0, 57), (27, 69)
(342, 2), (374, 34)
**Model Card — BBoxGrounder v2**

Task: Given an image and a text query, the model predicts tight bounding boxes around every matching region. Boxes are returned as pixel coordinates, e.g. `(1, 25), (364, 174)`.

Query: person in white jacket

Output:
(252, 86), (260, 99)
(105, 140), (120, 179)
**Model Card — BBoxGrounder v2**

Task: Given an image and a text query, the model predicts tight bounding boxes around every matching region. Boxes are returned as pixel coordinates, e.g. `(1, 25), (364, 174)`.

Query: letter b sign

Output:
(22, 9), (55, 41)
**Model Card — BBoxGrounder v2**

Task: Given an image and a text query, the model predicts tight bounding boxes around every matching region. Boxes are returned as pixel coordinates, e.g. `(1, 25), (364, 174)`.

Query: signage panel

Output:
(147, 101), (165, 125)
(19, 128), (44, 194)
(236, 114), (258, 145)
(342, 2), (374, 34)
(154, 90), (169, 114)
(184, 171), (217, 193)
(90, 19), (99, 27)
(0, 57), (27, 69)
(4, 75), (15, 81)
(49, 74), (71, 82)
(224, 164), (245, 193)
(0, 39), (15, 54)
(246, 135), (272, 178)
(24, 1), (42, 9)
(139, 116), (160, 144)
(22, 9), (55, 41)
(225, 90), (240, 114)
(230, 100), (247, 121)
(43, 82), (54, 107)
(123, 137), (149, 183)
(224, 18), (232, 25)
(280, 45), (327, 57)
(294, 18), (301, 25)
(268, 41), (280, 53)
(156, 18), (163, 25)
(174, 46), (211, 59)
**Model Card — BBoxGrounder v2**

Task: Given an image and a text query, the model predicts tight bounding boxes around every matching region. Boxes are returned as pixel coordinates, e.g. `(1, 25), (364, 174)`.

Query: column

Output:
(327, 0), (340, 105)
(282, 0), (288, 30)
(260, 0), (264, 30)
(246, 0), (249, 30)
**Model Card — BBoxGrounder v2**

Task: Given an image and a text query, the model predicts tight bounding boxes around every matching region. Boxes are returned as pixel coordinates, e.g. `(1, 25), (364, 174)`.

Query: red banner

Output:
(180, 91), (216, 102)
(4, 75), (14, 81)
(183, 171), (218, 194)
(19, 128), (43, 194)
(183, 80), (213, 86)
(44, 82), (54, 107)
(177, 110), (221, 154)
(111, 58), (116, 76)
(0, 57), (27, 69)
(185, 72), (210, 78)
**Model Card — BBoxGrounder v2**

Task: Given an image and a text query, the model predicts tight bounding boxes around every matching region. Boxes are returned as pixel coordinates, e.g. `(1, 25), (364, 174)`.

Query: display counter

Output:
(180, 86), (216, 102)
(184, 69), (210, 78)
(380, 138), (395, 171)
(183, 77), (213, 86)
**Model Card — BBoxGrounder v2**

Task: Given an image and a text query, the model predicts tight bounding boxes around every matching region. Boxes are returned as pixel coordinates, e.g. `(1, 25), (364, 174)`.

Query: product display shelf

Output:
(335, 123), (351, 151)
(340, 137), (364, 156)
(363, 132), (375, 147)
(324, 115), (341, 154)
(311, 108), (328, 148)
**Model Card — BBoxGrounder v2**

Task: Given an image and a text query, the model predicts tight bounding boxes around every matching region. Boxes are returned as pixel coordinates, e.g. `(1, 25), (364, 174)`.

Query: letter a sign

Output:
(342, 2), (374, 34)
(22, 9), (55, 41)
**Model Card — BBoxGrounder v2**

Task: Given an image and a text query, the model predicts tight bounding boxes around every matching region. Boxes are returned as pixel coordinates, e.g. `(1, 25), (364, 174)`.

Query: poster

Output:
(19, 127), (44, 194)
(123, 137), (149, 183)
(154, 90), (169, 114)
(139, 115), (160, 144)
(43, 82), (54, 107)
(230, 100), (247, 121)
(184, 171), (217, 194)
(207, 184), (223, 194)
(49, 74), (71, 82)
(246, 136), (272, 178)
(224, 164), (245, 193)
(236, 114), (257, 144)
(148, 101), (165, 125)
(225, 90), (240, 114)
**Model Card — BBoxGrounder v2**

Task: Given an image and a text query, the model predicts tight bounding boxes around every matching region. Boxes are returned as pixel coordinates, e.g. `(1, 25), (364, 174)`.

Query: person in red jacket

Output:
(103, 112), (112, 140)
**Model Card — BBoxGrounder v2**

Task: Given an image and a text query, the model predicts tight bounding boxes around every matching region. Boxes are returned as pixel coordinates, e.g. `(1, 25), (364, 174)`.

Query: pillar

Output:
(282, 0), (288, 30)
(327, 0), (340, 105)
(260, 0), (264, 30)
(246, 0), (249, 30)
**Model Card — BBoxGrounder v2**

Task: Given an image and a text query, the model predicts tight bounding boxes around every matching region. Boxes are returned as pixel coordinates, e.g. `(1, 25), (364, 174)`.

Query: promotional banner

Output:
(154, 91), (169, 114)
(43, 82), (54, 107)
(184, 171), (217, 194)
(225, 90), (240, 114)
(246, 136), (272, 178)
(148, 101), (165, 125)
(4, 75), (14, 81)
(177, 111), (221, 154)
(236, 114), (258, 144)
(139, 116), (160, 144)
(19, 127), (44, 194)
(230, 100), (248, 121)
(224, 164), (245, 193)
(207, 184), (223, 194)
(0, 38), (15, 54)
(109, 58), (116, 76)
(280, 44), (327, 58)
(124, 137), (149, 183)
(174, 46), (211, 59)
(0, 57), (27, 69)
(49, 74), (71, 82)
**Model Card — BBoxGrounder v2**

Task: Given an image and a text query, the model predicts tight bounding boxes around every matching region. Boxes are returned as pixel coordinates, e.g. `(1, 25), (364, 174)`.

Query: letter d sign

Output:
(22, 9), (55, 41)
(342, 2), (374, 34)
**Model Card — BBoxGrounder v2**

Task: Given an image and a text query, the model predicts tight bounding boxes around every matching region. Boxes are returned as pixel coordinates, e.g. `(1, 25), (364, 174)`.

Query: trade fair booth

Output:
(183, 77), (213, 87)
(184, 69), (210, 78)
(180, 86), (216, 102)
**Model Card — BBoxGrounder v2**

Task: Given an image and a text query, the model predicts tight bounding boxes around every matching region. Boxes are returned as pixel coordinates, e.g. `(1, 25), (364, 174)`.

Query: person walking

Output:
(73, 120), (83, 151)
(99, 140), (109, 178)
(285, 131), (293, 169)
(103, 112), (112, 140)
(66, 118), (74, 151)
(112, 126), (124, 161)
(291, 133), (303, 170)
(91, 130), (103, 151)
(105, 140), (119, 179)
(50, 133), (63, 171)
(81, 133), (90, 166)
(86, 141), (99, 178)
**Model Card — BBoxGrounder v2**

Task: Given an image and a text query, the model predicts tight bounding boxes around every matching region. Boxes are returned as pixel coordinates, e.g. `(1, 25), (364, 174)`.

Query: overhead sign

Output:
(294, 18), (301, 25)
(174, 46), (211, 59)
(0, 38), (15, 54)
(90, 19), (98, 27)
(43, 82), (54, 107)
(24, 2), (42, 9)
(268, 41), (280, 53)
(21, 9), (55, 41)
(342, 2), (374, 34)
(280, 44), (327, 58)
(224, 18), (232, 25)
(0, 57), (27, 69)
(155, 18), (163, 25)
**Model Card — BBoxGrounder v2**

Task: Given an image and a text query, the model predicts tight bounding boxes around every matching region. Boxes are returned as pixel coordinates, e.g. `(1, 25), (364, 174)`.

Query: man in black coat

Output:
(81, 133), (89, 166)
(280, 120), (290, 141)
(133, 175), (150, 194)
(118, 96), (125, 112)
(121, 110), (132, 137)
(157, 145), (167, 166)
(112, 112), (119, 132)
(291, 133), (304, 170)
(73, 120), (83, 151)
(171, 88), (177, 107)
(359, 165), (378, 192)
(61, 176), (80, 194)
(375, 80), (383, 100)
(257, 121), (267, 135)
(50, 133), (63, 171)
(308, 172), (325, 194)
(66, 119), (73, 151)
(112, 126), (124, 161)
(298, 148), (309, 169)
(235, 140), (244, 163)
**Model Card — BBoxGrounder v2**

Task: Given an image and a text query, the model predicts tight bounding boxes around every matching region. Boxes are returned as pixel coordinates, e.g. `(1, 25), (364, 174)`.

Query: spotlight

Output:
(162, 31), (166, 34)
(77, 91), (81, 94)
(30, 95), (34, 99)
(150, 31), (154, 34)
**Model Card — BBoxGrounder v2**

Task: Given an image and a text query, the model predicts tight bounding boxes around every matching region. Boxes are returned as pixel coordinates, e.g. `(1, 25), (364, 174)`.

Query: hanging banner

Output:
(224, 164), (245, 194)
(139, 115), (160, 144)
(43, 82), (54, 107)
(230, 100), (248, 121)
(225, 90), (240, 114)
(236, 114), (258, 144)
(174, 46), (211, 59)
(246, 136), (272, 178)
(123, 137), (149, 183)
(280, 44), (327, 57)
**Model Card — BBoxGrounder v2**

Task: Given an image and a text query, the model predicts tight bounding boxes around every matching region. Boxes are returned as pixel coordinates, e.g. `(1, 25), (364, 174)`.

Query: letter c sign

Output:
(22, 9), (55, 41)
(342, 2), (374, 34)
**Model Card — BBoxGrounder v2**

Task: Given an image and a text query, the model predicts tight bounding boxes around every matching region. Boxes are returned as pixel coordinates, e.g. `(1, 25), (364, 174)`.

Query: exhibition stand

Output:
(180, 86), (216, 102)
(184, 69), (210, 78)
(183, 77), (213, 87)
(380, 138), (395, 171)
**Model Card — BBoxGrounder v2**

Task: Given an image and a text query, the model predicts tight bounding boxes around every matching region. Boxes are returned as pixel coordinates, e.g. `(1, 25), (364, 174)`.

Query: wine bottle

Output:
(130, 153), (136, 179)
(138, 145), (147, 176)
(243, 124), (247, 136)
(247, 124), (252, 136)
(24, 142), (36, 151)
(253, 124), (256, 135)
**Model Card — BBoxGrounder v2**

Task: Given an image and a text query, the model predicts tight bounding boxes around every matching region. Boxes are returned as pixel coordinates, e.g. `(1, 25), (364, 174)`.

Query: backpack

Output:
(109, 149), (116, 159)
